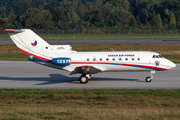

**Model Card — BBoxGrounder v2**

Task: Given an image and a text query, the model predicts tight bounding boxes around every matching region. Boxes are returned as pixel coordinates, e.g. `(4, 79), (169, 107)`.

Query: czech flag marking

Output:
(31, 40), (37, 46)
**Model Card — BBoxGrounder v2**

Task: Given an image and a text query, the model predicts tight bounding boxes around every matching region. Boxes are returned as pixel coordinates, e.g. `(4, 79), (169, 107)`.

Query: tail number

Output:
(57, 59), (69, 64)
(52, 57), (71, 66)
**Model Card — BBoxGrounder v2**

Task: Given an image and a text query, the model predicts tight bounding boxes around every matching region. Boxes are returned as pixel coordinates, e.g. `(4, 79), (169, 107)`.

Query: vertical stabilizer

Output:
(6, 29), (49, 54)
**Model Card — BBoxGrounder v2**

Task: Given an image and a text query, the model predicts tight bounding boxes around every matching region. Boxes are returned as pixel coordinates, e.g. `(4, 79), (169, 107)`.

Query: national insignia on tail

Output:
(31, 40), (37, 46)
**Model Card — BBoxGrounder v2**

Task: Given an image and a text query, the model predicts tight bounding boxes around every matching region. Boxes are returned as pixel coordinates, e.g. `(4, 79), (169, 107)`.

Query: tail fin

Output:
(6, 29), (49, 55)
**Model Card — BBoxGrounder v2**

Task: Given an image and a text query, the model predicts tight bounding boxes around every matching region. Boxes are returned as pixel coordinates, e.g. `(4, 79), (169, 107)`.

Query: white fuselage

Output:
(36, 51), (176, 73)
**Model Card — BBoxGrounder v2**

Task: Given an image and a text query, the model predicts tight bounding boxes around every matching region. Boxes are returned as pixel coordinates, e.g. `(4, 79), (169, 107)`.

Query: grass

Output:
(0, 44), (180, 62)
(0, 55), (27, 61)
(0, 89), (179, 120)
(0, 89), (180, 96)
(0, 34), (10, 40)
(1, 34), (180, 40)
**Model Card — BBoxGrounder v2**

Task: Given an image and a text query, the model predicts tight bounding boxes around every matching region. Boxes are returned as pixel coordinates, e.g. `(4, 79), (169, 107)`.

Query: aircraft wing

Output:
(70, 65), (102, 75)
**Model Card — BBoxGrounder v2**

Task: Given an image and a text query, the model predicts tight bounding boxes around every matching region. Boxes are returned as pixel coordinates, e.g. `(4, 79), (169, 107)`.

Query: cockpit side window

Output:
(152, 55), (163, 58)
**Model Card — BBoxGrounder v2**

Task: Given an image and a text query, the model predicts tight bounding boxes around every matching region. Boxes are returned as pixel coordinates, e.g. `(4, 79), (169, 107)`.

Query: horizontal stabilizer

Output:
(5, 29), (25, 33)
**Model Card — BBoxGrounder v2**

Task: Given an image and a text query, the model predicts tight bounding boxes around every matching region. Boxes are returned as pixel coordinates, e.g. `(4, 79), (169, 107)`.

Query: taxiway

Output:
(0, 61), (179, 89)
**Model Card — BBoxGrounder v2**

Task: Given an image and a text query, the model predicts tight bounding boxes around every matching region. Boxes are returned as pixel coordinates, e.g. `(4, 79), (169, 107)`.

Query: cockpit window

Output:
(153, 55), (158, 58)
(152, 55), (163, 58)
(158, 55), (163, 58)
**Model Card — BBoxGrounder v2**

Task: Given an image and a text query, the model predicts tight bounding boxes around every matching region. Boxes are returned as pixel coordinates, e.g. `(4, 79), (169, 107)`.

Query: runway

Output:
(0, 61), (179, 89)
(1, 39), (180, 44)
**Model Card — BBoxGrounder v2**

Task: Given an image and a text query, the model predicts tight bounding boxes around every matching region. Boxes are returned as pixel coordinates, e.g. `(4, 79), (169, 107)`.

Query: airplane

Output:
(6, 29), (176, 84)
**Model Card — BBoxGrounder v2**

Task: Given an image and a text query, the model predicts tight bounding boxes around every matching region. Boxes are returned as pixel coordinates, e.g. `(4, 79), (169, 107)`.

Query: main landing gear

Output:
(79, 74), (91, 84)
(145, 71), (155, 83)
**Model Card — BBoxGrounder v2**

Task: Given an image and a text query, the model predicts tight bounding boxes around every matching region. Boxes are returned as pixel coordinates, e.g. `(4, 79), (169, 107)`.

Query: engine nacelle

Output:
(28, 55), (34, 61)
(52, 57), (71, 66)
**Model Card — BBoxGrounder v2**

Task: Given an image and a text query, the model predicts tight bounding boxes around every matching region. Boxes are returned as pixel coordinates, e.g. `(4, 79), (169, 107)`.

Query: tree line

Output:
(0, 0), (179, 30)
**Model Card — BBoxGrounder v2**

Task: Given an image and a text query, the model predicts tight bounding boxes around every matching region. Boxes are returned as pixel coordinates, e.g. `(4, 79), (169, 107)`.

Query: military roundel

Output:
(31, 40), (37, 46)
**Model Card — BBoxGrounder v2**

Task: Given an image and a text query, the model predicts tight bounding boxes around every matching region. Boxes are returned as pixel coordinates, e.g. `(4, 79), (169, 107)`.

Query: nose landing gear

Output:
(145, 71), (155, 83)
(145, 77), (152, 82)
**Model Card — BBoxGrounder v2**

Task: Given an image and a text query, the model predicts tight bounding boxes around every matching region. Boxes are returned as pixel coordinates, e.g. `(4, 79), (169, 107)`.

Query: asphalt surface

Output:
(0, 61), (179, 89)
(1, 39), (180, 44)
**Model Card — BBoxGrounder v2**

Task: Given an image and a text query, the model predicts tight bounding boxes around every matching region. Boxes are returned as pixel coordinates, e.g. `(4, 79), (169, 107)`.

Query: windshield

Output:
(158, 55), (163, 58)
(152, 55), (163, 58)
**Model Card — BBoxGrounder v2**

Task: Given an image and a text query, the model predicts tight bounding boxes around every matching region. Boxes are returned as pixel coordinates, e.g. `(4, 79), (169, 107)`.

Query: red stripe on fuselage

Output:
(33, 55), (51, 61)
(18, 47), (31, 55)
(121, 63), (167, 71)
(18, 47), (51, 61)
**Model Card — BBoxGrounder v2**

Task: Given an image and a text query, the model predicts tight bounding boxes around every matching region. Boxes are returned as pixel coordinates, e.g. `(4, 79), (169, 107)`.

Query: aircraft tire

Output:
(79, 75), (89, 84)
(145, 77), (152, 82)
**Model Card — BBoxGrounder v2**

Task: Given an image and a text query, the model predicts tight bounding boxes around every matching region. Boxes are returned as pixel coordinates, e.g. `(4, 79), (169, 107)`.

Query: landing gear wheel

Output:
(145, 77), (152, 83)
(79, 75), (89, 84)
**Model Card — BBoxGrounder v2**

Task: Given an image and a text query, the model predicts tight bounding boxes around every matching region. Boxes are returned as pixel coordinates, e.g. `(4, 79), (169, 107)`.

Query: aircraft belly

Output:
(34, 62), (67, 71)
(69, 63), (153, 72)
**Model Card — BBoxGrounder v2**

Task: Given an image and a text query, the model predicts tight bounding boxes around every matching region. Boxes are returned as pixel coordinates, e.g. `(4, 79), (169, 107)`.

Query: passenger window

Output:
(119, 58), (122, 61)
(125, 58), (128, 61)
(100, 58), (102, 61)
(87, 58), (89, 61)
(132, 58), (134, 61)
(93, 58), (96, 61)
(106, 58), (109, 61)
(137, 58), (140, 61)
(112, 58), (115, 61)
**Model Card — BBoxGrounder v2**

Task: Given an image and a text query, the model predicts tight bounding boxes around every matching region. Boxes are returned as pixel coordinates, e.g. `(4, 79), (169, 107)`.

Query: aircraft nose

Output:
(171, 62), (176, 68)
(169, 61), (176, 69)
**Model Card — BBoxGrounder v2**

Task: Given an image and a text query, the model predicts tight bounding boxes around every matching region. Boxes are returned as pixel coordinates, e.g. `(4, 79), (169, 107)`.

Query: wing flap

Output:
(70, 66), (102, 75)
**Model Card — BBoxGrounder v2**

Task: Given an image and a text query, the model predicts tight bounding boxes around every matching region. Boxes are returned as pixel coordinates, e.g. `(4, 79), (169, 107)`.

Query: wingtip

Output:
(5, 29), (14, 32)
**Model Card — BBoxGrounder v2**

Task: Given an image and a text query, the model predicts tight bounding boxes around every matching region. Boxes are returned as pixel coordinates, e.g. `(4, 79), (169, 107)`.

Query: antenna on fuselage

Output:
(111, 48), (114, 52)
